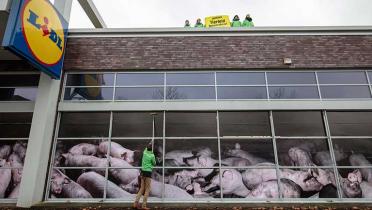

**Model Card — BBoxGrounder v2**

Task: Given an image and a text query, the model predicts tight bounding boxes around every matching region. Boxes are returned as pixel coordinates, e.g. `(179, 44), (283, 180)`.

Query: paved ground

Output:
(0, 205), (371, 210)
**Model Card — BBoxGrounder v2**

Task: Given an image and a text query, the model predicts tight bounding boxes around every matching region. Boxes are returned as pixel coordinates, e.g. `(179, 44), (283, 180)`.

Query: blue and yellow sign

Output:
(2, 0), (69, 79)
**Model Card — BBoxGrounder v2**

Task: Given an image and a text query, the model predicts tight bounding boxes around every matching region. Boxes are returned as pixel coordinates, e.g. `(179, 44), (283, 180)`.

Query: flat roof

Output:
(68, 26), (372, 38)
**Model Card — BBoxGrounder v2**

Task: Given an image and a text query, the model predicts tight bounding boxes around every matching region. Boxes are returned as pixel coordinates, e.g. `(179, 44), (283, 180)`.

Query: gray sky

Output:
(68, 0), (372, 28)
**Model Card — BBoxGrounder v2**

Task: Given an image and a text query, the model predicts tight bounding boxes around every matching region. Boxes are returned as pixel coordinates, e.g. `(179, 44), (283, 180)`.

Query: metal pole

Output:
(150, 113), (157, 151)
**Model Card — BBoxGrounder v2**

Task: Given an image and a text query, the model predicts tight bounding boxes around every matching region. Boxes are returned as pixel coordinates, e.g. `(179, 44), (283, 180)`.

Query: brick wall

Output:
(63, 35), (372, 71)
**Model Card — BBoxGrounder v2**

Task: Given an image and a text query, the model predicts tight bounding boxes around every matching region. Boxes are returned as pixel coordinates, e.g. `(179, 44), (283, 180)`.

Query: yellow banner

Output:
(205, 15), (230, 28)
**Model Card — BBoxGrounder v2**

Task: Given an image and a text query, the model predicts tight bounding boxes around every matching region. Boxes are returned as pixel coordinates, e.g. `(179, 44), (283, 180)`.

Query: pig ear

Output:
(63, 178), (71, 184)
(222, 170), (233, 179)
(235, 143), (241, 150)
(61, 153), (68, 158)
(121, 152), (128, 160)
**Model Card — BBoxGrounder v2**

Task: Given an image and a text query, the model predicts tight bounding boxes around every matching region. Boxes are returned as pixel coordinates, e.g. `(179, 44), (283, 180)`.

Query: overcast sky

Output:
(67, 0), (372, 28)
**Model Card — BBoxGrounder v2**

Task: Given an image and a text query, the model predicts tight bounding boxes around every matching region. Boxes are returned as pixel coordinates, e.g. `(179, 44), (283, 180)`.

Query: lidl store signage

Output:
(2, 0), (68, 79)
(205, 15), (230, 28)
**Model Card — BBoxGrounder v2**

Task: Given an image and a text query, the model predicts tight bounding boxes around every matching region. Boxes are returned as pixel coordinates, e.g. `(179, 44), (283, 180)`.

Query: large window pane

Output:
(317, 72), (367, 84)
(108, 139), (163, 167)
(0, 113), (32, 138)
(64, 87), (113, 100)
(276, 138), (330, 166)
(332, 139), (372, 166)
(217, 87), (267, 99)
(58, 112), (110, 137)
(165, 139), (218, 167)
(0, 88), (38, 101)
(0, 74), (39, 87)
(320, 85), (371, 99)
(216, 72), (265, 85)
(221, 139), (275, 164)
(269, 86), (319, 99)
(219, 112), (271, 136)
(166, 112), (217, 137)
(368, 72), (372, 84)
(279, 168), (337, 198)
(115, 87), (163, 100)
(327, 112), (372, 136)
(273, 111), (325, 136)
(166, 73), (214, 85)
(166, 87), (215, 100)
(66, 74), (114, 86)
(267, 72), (316, 84)
(112, 112), (163, 137)
(116, 73), (163, 86)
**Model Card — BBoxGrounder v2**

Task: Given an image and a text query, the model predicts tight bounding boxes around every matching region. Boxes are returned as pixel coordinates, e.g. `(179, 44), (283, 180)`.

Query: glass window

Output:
(112, 112), (163, 137)
(267, 72), (316, 84)
(115, 87), (163, 100)
(276, 138), (330, 166)
(368, 72), (372, 83)
(166, 112), (217, 137)
(317, 72), (367, 84)
(279, 168), (337, 198)
(66, 74), (115, 86)
(269, 86), (319, 99)
(166, 87), (215, 100)
(165, 139), (218, 167)
(0, 88), (38, 101)
(327, 112), (372, 136)
(64, 87), (113, 100)
(217, 87), (267, 99)
(220, 139), (275, 164)
(216, 72), (265, 85)
(320, 86), (371, 99)
(0, 113), (33, 138)
(273, 111), (326, 136)
(332, 138), (372, 166)
(116, 73), (163, 86)
(219, 112), (271, 137)
(58, 112), (110, 137)
(108, 139), (163, 167)
(166, 73), (214, 85)
(0, 74), (39, 87)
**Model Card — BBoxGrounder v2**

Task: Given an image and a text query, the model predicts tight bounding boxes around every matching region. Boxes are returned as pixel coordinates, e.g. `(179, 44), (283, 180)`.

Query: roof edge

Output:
(68, 26), (372, 37)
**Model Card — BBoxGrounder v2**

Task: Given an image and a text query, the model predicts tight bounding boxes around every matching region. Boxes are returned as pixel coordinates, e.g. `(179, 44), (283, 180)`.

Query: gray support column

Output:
(16, 1), (72, 207)
(16, 74), (61, 207)
(77, 0), (107, 28)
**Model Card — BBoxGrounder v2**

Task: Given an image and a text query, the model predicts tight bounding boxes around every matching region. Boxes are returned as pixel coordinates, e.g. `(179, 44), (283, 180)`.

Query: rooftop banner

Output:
(2, 0), (69, 79)
(205, 15), (230, 28)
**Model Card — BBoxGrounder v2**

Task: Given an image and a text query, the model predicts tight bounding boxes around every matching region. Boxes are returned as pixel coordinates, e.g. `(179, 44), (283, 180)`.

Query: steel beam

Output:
(77, 0), (106, 28)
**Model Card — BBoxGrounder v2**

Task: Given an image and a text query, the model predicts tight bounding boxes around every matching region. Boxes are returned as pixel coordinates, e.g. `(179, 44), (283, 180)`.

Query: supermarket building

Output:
(1, 0), (372, 208)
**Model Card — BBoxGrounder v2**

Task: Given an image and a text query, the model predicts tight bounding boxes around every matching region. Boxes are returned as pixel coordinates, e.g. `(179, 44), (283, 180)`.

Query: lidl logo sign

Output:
(2, 0), (68, 79)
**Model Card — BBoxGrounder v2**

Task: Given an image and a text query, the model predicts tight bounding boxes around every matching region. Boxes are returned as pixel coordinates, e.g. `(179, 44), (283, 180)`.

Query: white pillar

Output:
(16, 0), (72, 207)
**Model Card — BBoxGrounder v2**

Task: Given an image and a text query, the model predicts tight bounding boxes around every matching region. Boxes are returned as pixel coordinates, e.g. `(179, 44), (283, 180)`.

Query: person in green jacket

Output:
(231, 15), (242, 27)
(242, 14), (254, 27)
(194, 18), (204, 28)
(184, 19), (191, 27)
(133, 143), (156, 210)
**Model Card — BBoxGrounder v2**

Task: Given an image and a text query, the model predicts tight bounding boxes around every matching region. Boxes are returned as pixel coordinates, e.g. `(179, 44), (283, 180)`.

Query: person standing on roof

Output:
(194, 18), (204, 28)
(184, 20), (191, 27)
(133, 143), (156, 210)
(231, 15), (242, 27)
(242, 14), (254, 27)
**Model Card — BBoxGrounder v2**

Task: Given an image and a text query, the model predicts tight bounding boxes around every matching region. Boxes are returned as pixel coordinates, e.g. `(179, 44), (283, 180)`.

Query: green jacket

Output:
(242, 20), (254, 27)
(231, 20), (242, 27)
(141, 148), (156, 172)
(194, 23), (204, 28)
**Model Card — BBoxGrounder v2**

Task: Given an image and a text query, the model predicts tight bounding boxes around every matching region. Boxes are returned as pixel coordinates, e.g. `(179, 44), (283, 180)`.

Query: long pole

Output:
(150, 113), (157, 151)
